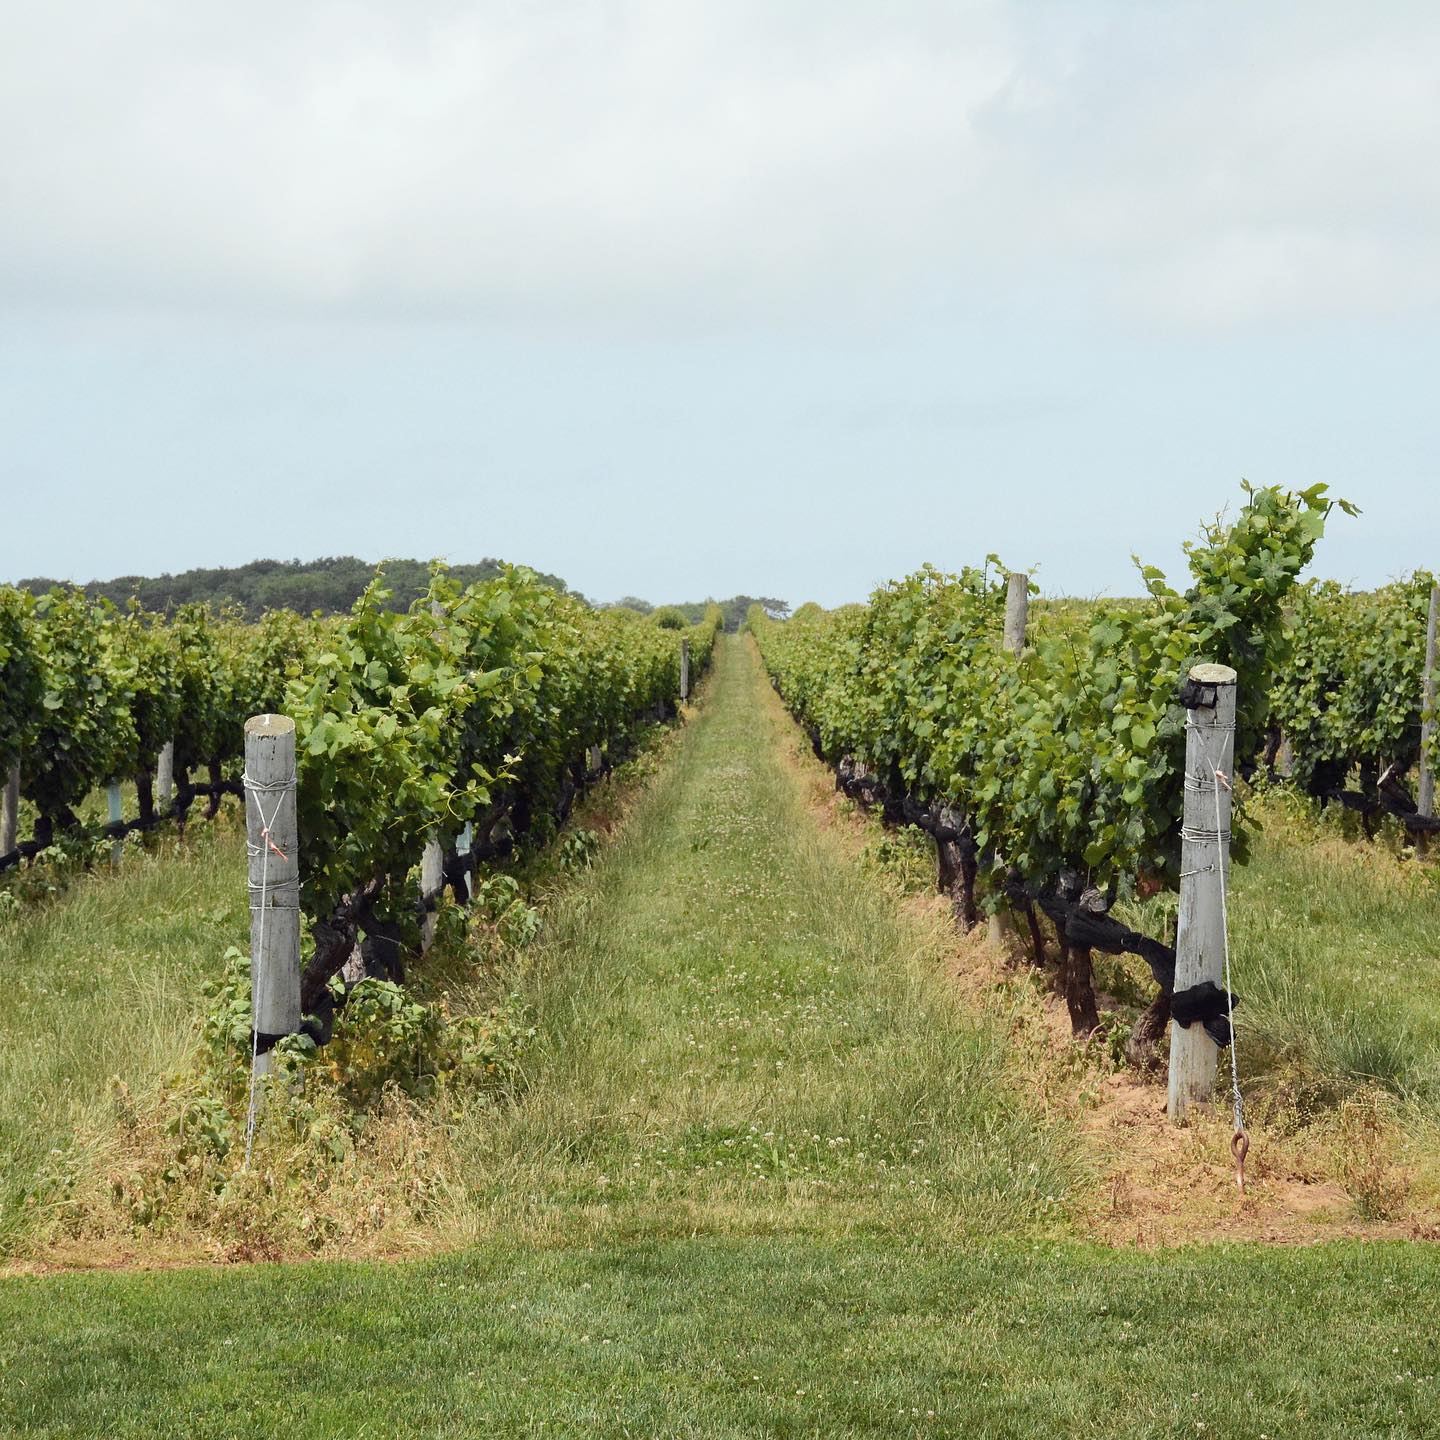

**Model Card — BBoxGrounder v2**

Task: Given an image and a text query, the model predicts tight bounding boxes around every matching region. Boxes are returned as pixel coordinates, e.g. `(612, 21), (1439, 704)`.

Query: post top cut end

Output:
(1188, 662), (1238, 685)
(244, 713), (296, 737)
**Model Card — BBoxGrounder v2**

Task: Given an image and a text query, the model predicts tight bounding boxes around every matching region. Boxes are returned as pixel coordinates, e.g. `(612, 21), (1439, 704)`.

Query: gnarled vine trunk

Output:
(936, 835), (980, 930)
(134, 768), (155, 828)
(1125, 991), (1171, 1071)
(1022, 900), (1047, 967)
(205, 758), (224, 820)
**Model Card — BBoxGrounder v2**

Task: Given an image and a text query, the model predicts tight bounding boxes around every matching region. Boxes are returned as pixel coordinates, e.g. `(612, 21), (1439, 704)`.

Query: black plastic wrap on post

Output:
(1170, 979), (1238, 1048)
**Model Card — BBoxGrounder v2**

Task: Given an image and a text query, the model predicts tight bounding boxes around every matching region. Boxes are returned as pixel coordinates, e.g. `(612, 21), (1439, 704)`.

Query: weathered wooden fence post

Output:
(1168, 663), (1237, 1122)
(0, 762), (18, 858)
(1419, 582), (1438, 819)
(1275, 732), (1295, 778)
(989, 574), (1029, 950)
(680, 638), (691, 701)
(106, 781), (124, 864)
(156, 740), (175, 814)
(1003, 572), (1029, 656)
(244, 715), (301, 1082)
(420, 836), (445, 951)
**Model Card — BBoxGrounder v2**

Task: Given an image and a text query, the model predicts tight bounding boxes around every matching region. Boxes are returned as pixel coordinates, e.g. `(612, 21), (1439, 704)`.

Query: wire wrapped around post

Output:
(242, 713), (301, 1165)
(1168, 664), (1238, 1125)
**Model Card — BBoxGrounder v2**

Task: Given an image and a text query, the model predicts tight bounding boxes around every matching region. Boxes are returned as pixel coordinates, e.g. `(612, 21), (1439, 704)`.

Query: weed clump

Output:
(30, 933), (533, 1260)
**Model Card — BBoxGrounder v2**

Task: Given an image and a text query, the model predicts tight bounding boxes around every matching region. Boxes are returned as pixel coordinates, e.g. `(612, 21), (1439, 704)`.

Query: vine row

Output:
(750, 483), (1351, 1055)
(1, 572), (720, 1021)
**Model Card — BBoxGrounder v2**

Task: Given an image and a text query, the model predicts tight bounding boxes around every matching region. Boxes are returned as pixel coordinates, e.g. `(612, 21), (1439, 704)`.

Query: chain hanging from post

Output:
(1208, 762), (1248, 1192)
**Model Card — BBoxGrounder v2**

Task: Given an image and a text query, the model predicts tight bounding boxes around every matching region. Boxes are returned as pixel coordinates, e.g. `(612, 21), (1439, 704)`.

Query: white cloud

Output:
(1, 1), (1437, 329)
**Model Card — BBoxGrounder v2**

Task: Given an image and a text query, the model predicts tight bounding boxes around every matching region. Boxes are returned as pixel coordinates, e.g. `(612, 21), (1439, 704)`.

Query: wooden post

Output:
(156, 740), (174, 814)
(0, 762), (18, 857)
(1419, 583), (1438, 819)
(1168, 663), (1237, 1122)
(989, 574), (1029, 950)
(106, 781), (124, 864)
(244, 715), (301, 1080)
(1275, 732), (1295, 779)
(420, 837), (445, 951)
(680, 638), (691, 700)
(1003, 572), (1029, 656)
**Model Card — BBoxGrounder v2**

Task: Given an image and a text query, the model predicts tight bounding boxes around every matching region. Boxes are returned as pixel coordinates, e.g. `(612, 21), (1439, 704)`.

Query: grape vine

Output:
(751, 483), (1351, 1041)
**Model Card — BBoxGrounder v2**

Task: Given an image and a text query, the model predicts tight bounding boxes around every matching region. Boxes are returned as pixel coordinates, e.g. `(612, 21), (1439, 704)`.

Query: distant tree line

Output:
(607, 596), (789, 630)
(15, 556), (580, 618)
(11, 556), (786, 633)
(607, 596), (789, 633)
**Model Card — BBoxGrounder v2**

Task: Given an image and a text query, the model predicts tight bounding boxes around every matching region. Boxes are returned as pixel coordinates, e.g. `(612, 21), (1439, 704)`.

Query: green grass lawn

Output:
(4, 1236), (1438, 1438)
(4, 637), (1440, 1437)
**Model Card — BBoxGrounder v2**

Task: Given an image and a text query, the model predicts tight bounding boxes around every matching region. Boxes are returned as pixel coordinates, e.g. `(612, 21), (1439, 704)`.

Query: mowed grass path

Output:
(3, 639), (1439, 1438)
(443, 629), (1063, 1242)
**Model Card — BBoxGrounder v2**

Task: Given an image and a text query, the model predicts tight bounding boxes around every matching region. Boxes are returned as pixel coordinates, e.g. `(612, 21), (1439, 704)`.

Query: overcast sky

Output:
(2, 1), (1436, 605)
